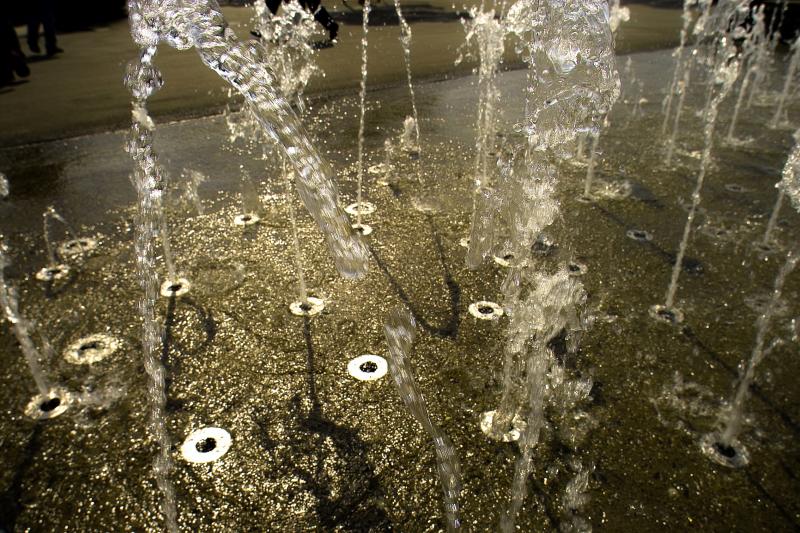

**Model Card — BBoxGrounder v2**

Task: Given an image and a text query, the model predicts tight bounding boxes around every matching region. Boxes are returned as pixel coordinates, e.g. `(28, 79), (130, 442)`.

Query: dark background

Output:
(8, 1), (127, 30)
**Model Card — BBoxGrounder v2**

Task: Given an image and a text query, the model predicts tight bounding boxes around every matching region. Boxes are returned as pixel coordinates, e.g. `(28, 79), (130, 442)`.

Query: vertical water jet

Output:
(770, 37), (800, 129)
(354, 0), (372, 228)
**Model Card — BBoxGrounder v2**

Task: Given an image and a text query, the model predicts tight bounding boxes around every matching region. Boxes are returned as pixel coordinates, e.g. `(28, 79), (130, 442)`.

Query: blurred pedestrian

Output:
(27, 0), (61, 56)
(0, 8), (30, 87)
(265, 0), (339, 42)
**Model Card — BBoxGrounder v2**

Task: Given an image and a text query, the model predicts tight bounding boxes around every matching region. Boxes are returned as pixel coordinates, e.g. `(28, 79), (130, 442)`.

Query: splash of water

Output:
(0, 172), (8, 198)
(560, 462), (594, 533)
(498, 269), (587, 532)
(252, 0), (322, 113)
(384, 308), (462, 531)
(42, 206), (76, 268)
(662, 38), (740, 312)
(489, 0), (617, 527)
(0, 241), (54, 396)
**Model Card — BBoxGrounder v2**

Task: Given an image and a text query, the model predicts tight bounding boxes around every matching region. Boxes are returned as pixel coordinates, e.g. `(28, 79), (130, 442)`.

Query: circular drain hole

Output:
(493, 253), (514, 267)
(181, 427), (232, 463)
(679, 201), (707, 216)
(344, 201), (376, 217)
(347, 354), (388, 381)
(64, 333), (121, 364)
(196, 438), (217, 453)
(24, 388), (71, 420)
(700, 225), (732, 240)
(289, 296), (325, 317)
(752, 241), (777, 254)
(360, 361), (378, 373)
(626, 229), (652, 242)
(567, 261), (588, 276)
(234, 213), (260, 226)
(160, 278), (191, 298)
(41, 397), (61, 411)
(35, 264), (70, 282)
(649, 304), (684, 324)
(479, 410), (528, 442)
(59, 238), (97, 258)
(596, 180), (633, 200)
(468, 301), (504, 320)
(700, 433), (749, 468)
(725, 184), (746, 193)
(352, 223), (373, 236)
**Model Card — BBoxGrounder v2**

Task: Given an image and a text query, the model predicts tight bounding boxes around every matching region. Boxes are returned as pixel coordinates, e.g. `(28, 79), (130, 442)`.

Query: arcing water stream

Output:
(384, 308), (462, 531)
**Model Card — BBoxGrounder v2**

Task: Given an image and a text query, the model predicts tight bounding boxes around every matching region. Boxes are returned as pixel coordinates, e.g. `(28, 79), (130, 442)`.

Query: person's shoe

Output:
(312, 39), (334, 50)
(0, 70), (14, 87)
(28, 40), (41, 54)
(46, 46), (64, 57)
(328, 21), (339, 42)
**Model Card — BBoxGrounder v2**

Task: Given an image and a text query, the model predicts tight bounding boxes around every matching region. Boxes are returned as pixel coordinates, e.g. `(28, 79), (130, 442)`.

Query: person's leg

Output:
(27, 8), (41, 54)
(266, 0), (282, 15)
(0, 22), (15, 84)
(314, 6), (338, 41)
(41, 0), (59, 55)
(301, 0), (338, 41)
(1, 13), (28, 83)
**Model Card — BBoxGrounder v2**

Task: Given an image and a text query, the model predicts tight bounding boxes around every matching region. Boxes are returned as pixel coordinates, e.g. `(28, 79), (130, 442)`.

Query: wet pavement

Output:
(0, 47), (799, 531)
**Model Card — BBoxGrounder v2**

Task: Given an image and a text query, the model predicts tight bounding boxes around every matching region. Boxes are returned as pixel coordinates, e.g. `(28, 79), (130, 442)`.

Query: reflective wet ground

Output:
(0, 48), (799, 531)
